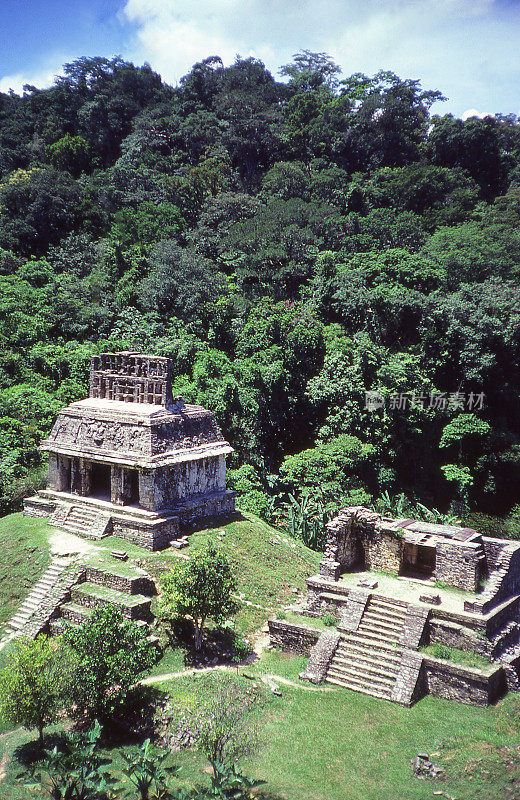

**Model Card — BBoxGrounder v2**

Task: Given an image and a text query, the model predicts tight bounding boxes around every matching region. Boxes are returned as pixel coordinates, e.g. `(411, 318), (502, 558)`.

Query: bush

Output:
(62, 606), (156, 721)
(322, 612), (337, 627)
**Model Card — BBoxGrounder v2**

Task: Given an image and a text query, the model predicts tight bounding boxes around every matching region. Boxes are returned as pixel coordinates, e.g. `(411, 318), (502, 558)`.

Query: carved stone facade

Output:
(24, 352), (236, 549)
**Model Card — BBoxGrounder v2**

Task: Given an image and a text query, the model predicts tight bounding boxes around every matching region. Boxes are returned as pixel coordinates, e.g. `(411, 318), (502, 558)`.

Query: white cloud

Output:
(121, 0), (520, 115)
(0, 62), (62, 96)
(461, 108), (493, 120)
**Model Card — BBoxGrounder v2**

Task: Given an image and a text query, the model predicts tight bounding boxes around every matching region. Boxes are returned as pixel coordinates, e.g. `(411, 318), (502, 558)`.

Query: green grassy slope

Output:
(0, 514), (51, 634)
(1, 513), (520, 799)
(139, 513), (321, 634)
(0, 511), (320, 638)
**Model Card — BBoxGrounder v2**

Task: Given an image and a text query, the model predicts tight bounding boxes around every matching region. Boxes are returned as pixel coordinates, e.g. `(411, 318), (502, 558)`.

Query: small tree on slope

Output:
(63, 606), (156, 721)
(0, 636), (73, 746)
(160, 540), (237, 653)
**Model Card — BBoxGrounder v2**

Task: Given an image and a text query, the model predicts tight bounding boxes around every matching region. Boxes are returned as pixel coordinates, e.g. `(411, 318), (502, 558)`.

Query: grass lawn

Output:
(2, 650), (520, 800)
(139, 513), (321, 636)
(3, 511), (520, 799)
(0, 514), (51, 635)
(422, 643), (492, 671)
(146, 651), (520, 800)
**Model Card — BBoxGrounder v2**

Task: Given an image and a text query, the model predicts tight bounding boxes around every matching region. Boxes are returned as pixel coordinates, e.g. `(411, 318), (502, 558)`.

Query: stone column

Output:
(217, 455), (226, 490)
(58, 456), (71, 492)
(121, 469), (138, 505)
(139, 471), (156, 511)
(79, 459), (91, 496)
(48, 454), (60, 491)
(111, 466), (123, 505)
(70, 458), (82, 495)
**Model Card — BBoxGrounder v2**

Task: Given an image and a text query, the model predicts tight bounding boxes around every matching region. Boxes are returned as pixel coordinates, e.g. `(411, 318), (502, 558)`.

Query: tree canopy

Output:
(1, 51), (520, 524)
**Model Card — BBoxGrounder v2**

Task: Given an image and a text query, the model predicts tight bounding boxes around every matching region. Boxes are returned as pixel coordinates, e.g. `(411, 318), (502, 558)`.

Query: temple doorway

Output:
(124, 469), (140, 506)
(90, 463), (111, 501)
(401, 542), (436, 579)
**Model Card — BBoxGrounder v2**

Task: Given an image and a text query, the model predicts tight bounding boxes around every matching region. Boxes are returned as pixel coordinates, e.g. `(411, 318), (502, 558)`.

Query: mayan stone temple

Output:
(24, 352), (236, 549)
(269, 506), (520, 706)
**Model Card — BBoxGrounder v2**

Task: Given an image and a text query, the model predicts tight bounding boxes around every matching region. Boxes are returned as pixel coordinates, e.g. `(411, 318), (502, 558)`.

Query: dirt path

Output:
(262, 674), (336, 692)
(251, 625), (270, 658)
(141, 666), (336, 692)
(0, 751), (8, 781)
(48, 529), (96, 557)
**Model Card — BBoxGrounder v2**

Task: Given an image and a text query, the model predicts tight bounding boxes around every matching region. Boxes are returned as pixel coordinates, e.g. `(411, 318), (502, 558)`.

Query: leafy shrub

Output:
(322, 612), (337, 627)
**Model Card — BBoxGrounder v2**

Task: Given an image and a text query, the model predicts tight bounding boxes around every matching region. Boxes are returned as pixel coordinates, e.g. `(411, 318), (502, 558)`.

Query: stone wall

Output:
(365, 527), (403, 575)
(300, 630), (340, 684)
(465, 545), (520, 614)
(421, 657), (506, 705)
(486, 595), (520, 636)
(71, 586), (151, 621)
(268, 618), (321, 656)
(174, 489), (236, 529)
(435, 539), (481, 591)
(111, 517), (178, 551)
(399, 605), (430, 650)
(338, 591), (369, 631)
(428, 619), (483, 653)
(138, 456), (225, 512)
(84, 566), (155, 595)
(319, 507), (516, 593)
(391, 652), (424, 706)
(320, 508), (405, 579)
(23, 496), (56, 518)
(482, 536), (508, 572)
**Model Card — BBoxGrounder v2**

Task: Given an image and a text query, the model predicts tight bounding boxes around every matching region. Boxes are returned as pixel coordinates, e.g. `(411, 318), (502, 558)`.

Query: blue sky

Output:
(0, 0), (519, 118)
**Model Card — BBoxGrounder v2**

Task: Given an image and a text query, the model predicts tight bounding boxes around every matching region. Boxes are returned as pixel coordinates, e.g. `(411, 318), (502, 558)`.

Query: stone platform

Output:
(24, 487), (236, 550)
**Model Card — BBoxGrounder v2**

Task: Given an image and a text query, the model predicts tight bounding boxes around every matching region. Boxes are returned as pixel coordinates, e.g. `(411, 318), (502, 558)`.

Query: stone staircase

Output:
(50, 504), (111, 540)
(3, 560), (68, 637)
(52, 563), (155, 635)
(325, 597), (407, 699)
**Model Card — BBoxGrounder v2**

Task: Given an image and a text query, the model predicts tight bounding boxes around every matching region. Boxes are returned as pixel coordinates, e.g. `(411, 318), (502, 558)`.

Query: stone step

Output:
(331, 655), (399, 680)
(19, 601), (40, 611)
(325, 672), (393, 698)
(60, 601), (93, 625)
(69, 506), (99, 517)
(71, 582), (152, 620)
(361, 611), (404, 631)
(85, 565), (155, 595)
(367, 599), (407, 618)
(65, 518), (98, 530)
(334, 648), (401, 669)
(63, 523), (104, 540)
(327, 662), (396, 689)
(347, 630), (401, 651)
(4, 561), (68, 633)
(334, 646), (402, 669)
(37, 576), (62, 584)
(359, 621), (402, 639)
(67, 517), (99, 528)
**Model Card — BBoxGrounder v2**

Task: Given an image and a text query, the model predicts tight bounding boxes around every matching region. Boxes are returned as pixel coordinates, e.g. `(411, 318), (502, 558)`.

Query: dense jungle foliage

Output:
(2, 51), (520, 534)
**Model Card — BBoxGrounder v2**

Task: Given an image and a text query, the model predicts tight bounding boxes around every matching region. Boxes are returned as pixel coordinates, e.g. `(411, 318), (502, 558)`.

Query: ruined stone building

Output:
(270, 506), (520, 706)
(24, 352), (235, 549)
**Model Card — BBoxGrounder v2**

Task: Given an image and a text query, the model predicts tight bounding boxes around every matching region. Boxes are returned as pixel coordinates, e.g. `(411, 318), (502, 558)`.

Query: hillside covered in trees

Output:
(1, 51), (520, 531)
